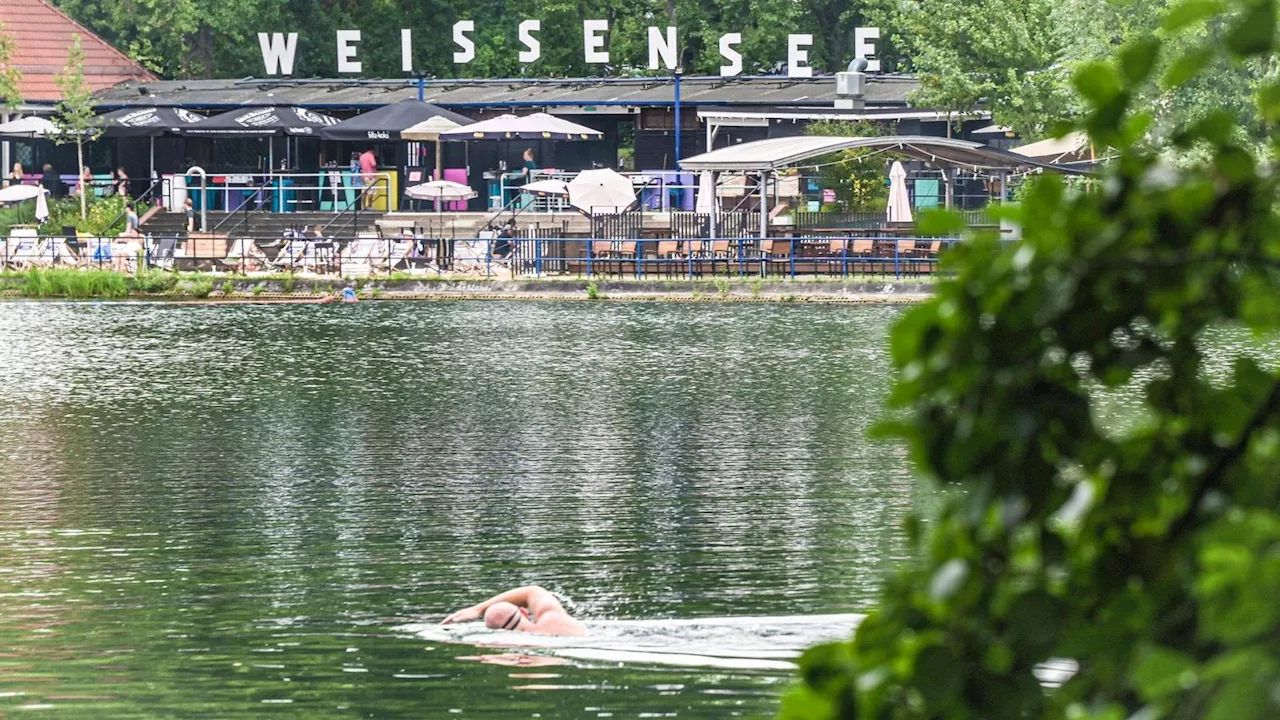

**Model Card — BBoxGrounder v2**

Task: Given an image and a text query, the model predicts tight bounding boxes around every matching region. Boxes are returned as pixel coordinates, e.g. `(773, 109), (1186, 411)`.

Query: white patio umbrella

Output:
(568, 168), (637, 216)
(695, 171), (715, 214)
(401, 115), (470, 179)
(438, 112), (603, 141)
(405, 179), (477, 202)
(521, 179), (569, 197)
(0, 184), (50, 223)
(405, 179), (478, 220)
(887, 161), (912, 223)
(0, 116), (58, 140)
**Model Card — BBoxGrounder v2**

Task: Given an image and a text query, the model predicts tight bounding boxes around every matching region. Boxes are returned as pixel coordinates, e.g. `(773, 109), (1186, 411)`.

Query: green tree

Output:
(871, 0), (1071, 138)
(781, 0), (1280, 718)
(0, 20), (20, 111)
(803, 120), (898, 211)
(53, 36), (103, 221)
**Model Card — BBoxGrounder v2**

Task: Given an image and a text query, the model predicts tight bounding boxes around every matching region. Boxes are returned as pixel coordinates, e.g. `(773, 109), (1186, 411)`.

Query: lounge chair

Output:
(3, 237), (43, 270)
(220, 238), (271, 273)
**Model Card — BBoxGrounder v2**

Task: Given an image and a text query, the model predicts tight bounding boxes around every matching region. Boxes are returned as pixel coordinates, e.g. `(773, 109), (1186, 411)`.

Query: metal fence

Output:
(2, 234), (959, 280)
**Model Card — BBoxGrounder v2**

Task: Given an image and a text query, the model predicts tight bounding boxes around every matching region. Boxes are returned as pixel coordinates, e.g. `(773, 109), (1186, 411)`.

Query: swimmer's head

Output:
(484, 602), (526, 631)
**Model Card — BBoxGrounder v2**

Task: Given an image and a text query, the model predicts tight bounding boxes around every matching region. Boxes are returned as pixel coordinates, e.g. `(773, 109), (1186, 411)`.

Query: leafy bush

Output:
(783, 2), (1280, 719)
(131, 270), (178, 294)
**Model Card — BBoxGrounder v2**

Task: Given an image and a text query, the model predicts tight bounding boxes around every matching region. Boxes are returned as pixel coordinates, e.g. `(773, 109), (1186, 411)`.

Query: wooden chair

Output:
(758, 238), (792, 277)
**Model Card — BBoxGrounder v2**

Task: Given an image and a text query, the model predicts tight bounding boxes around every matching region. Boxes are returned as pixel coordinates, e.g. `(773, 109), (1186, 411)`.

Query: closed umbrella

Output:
(695, 171), (715, 213)
(887, 161), (912, 223)
(567, 168), (637, 216)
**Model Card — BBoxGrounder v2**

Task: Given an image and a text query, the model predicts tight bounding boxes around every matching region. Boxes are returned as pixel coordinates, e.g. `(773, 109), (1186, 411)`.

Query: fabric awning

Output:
(94, 107), (206, 137)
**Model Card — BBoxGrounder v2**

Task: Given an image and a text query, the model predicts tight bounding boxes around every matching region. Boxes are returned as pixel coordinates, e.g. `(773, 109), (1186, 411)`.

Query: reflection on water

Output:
(0, 301), (914, 718)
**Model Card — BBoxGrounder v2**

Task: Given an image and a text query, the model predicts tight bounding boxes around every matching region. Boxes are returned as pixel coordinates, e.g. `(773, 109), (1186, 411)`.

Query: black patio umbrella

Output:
(320, 100), (471, 142)
(180, 106), (341, 137)
(95, 107), (208, 180)
(95, 107), (207, 138)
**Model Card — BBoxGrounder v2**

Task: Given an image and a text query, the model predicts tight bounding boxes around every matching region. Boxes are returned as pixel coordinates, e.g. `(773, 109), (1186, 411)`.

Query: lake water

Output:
(0, 301), (918, 717)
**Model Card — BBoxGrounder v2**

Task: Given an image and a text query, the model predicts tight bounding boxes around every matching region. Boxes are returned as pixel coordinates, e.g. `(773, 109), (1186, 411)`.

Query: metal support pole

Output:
(2, 110), (11, 183)
(758, 171), (768, 240)
(673, 69), (683, 169)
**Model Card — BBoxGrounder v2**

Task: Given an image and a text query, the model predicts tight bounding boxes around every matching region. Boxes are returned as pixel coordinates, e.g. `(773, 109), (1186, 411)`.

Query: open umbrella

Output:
(181, 106), (341, 137)
(0, 116), (58, 140)
(94, 107), (206, 180)
(323, 100), (470, 142)
(521, 179), (569, 197)
(439, 112), (602, 141)
(887, 161), (912, 223)
(404, 179), (477, 202)
(0, 184), (50, 223)
(568, 168), (637, 216)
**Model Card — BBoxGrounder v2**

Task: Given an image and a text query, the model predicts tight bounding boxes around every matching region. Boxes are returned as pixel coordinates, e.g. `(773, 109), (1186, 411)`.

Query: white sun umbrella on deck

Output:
(0, 184), (50, 223)
(521, 179), (569, 197)
(0, 116), (58, 139)
(405, 179), (477, 202)
(887, 161), (912, 223)
(567, 168), (637, 216)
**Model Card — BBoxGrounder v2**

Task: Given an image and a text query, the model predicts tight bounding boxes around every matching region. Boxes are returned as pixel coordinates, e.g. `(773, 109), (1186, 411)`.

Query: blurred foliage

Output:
(803, 120), (898, 212)
(782, 0), (1280, 718)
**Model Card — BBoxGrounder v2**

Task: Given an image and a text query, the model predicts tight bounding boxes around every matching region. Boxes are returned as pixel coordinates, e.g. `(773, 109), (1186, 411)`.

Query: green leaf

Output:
(1074, 62), (1122, 105)
(1226, 0), (1276, 57)
(1120, 38), (1161, 84)
(916, 209), (966, 237)
(914, 644), (963, 710)
(1258, 82), (1280, 124)
(1162, 48), (1213, 89)
(1132, 644), (1199, 700)
(1162, 0), (1226, 32)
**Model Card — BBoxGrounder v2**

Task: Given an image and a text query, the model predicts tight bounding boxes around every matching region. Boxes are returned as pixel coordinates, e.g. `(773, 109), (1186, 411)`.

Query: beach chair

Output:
(3, 236), (43, 270)
(82, 237), (114, 269)
(271, 238), (310, 273)
(336, 235), (378, 277)
(150, 237), (177, 271)
(220, 238), (270, 274)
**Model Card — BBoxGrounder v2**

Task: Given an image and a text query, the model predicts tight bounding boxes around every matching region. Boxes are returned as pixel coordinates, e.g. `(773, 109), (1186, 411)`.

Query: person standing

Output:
(359, 147), (377, 208)
(520, 148), (537, 182)
(184, 197), (196, 232)
(113, 167), (130, 199)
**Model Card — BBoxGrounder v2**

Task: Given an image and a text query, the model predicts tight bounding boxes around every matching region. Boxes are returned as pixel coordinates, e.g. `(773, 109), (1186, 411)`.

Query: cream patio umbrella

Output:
(887, 161), (913, 223)
(567, 168), (637, 216)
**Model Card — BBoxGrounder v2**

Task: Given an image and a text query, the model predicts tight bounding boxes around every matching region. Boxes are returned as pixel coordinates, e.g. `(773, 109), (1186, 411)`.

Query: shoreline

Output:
(0, 271), (935, 304)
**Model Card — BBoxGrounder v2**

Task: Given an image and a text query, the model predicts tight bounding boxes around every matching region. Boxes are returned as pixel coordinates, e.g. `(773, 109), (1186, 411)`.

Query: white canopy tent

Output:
(680, 135), (1091, 238)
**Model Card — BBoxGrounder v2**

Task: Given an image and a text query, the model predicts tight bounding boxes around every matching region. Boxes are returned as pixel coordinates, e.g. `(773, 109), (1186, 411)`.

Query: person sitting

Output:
(113, 167), (130, 198)
(3, 162), (23, 189)
(124, 203), (140, 237)
(493, 220), (516, 259)
(40, 164), (62, 197)
(441, 586), (587, 636)
(75, 166), (93, 197)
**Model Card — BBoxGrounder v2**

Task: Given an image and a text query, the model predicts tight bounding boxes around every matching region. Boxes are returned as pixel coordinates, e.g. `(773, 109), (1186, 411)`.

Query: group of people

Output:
(3, 162), (132, 198)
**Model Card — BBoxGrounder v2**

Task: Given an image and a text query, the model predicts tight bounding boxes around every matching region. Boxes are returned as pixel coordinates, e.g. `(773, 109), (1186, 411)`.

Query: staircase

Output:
(141, 210), (384, 239)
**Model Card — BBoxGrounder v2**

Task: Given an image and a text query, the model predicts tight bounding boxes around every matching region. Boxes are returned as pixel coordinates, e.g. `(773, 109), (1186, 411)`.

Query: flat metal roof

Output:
(92, 75), (920, 111)
(679, 136), (1090, 174)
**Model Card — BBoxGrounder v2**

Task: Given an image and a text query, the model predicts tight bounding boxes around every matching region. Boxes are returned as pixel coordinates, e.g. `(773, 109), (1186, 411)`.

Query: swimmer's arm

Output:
(441, 586), (561, 624)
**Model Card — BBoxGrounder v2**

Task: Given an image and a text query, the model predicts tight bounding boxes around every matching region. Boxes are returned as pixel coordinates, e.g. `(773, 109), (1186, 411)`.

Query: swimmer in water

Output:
(440, 585), (587, 636)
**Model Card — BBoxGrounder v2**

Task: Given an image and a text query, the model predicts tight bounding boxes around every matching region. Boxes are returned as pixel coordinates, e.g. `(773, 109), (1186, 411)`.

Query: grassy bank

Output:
(0, 269), (934, 303)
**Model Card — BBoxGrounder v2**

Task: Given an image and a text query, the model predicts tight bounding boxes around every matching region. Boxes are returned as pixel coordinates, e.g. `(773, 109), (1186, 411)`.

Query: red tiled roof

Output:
(0, 0), (156, 104)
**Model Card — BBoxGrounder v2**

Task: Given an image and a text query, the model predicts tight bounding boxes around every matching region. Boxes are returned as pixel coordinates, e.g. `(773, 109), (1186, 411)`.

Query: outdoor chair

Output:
(3, 237), (43, 270)
(654, 239), (685, 277)
(338, 236), (379, 277)
(272, 239), (310, 273)
(748, 238), (787, 277)
(850, 239), (876, 275)
(220, 238), (271, 274)
(150, 238), (177, 271)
